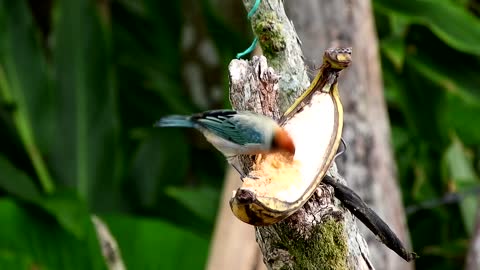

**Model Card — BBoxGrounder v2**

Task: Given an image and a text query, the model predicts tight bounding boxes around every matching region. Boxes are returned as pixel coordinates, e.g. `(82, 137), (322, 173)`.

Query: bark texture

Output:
(283, 1), (413, 269)
(208, 0), (410, 269)
(466, 205), (480, 270)
(228, 54), (371, 269)
(241, 0), (311, 113)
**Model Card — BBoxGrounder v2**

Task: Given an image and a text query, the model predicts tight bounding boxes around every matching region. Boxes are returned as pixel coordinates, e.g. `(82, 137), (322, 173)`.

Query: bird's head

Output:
(272, 128), (295, 155)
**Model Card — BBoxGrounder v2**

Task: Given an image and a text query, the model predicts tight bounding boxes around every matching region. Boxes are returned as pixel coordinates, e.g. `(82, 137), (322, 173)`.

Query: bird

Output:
(154, 109), (295, 177)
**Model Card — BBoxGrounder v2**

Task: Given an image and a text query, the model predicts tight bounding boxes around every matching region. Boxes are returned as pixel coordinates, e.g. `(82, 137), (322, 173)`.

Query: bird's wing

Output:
(195, 112), (264, 146)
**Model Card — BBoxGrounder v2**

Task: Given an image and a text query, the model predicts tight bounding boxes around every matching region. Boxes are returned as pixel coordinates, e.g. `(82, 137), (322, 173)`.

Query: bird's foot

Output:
(231, 162), (258, 181)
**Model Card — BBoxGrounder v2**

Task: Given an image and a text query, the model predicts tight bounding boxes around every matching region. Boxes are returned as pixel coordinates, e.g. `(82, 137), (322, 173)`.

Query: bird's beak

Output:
(274, 129), (296, 155)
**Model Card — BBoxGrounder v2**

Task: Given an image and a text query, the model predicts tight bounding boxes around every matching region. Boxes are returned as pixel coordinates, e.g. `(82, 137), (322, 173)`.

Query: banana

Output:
(230, 47), (352, 226)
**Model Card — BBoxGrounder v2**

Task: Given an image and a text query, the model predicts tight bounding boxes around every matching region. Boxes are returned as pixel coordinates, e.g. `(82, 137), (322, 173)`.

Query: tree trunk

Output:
(209, 0), (374, 269)
(227, 49), (371, 270)
(283, 1), (413, 269)
(466, 204), (480, 270)
(208, 0), (411, 269)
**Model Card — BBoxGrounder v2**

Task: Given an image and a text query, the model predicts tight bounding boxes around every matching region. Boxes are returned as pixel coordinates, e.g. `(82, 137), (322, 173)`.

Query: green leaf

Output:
(0, 0), (55, 194)
(382, 61), (404, 110)
(444, 137), (479, 235)
(114, 0), (194, 115)
(374, 0), (480, 55)
(0, 155), (42, 202)
(128, 130), (189, 209)
(39, 191), (92, 239)
(148, 71), (196, 114)
(391, 126), (410, 152)
(422, 238), (468, 257)
(391, 58), (449, 146)
(380, 35), (406, 70)
(444, 94), (480, 146)
(0, 199), (107, 270)
(388, 13), (410, 37)
(51, 0), (120, 207)
(406, 49), (480, 145)
(410, 145), (438, 201)
(0, 248), (36, 270)
(103, 214), (209, 270)
(0, 155), (89, 238)
(165, 185), (219, 223)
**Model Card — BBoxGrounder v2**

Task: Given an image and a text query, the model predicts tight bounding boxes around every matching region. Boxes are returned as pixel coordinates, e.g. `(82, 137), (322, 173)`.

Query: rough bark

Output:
(466, 204), (480, 270)
(240, 0), (311, 113)
(217, 0), (373, 268)
(283, 1), (413, 270)
(208, 0), (410, 269)
(228, 53), (371, 269)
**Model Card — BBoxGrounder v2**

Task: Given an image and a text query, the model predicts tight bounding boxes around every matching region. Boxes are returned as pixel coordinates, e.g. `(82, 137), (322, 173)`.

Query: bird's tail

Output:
(153, 115), (195, 128)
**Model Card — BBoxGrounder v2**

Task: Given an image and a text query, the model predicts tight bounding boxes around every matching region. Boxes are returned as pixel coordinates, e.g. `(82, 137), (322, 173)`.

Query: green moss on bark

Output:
(252, 12), (286, 57)
(283, 217), (348, 270)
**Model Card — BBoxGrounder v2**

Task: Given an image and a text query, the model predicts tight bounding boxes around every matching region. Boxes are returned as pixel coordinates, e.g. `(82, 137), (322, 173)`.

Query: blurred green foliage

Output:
(0, 0), (242, 269)
(0, 0), (479, 269)
(375, 0), (480, 268)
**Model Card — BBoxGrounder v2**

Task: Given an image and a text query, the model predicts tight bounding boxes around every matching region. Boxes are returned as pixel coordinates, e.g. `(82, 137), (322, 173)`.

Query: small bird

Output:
(154, 109), (295, 177)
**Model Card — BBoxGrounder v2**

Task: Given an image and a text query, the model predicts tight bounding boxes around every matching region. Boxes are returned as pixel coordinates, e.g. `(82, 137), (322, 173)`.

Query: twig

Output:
(92, 215), (126, 270)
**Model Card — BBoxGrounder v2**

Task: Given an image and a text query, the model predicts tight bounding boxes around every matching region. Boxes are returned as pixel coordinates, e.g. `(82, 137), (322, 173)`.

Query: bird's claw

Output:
(231, 163), (258, 181)
(239, 173), (258, 182)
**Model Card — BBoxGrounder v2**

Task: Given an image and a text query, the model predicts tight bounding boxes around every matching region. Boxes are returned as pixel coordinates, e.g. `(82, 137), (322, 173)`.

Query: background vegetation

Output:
(0, 0), (479, 269)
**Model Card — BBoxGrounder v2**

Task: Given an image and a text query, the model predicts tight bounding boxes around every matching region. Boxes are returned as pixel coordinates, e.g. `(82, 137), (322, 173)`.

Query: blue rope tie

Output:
(236, 0), (261, 59)
(247, 0), (261, 19)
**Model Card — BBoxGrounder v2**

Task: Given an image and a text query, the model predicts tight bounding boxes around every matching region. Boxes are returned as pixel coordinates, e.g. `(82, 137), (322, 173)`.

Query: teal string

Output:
(247, 0), (261, 19)
(236, 38), (258, 59)
(236, 0), (261, 59)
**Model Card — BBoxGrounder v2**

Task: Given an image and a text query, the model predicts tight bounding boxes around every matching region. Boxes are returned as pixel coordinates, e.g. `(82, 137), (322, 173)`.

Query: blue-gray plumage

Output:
(154, 110), (295, 177)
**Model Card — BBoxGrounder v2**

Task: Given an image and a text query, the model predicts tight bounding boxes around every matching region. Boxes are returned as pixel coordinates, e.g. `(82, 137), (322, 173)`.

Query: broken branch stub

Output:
(229, 56), (281, 120)
(229, 48), (352, 226)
